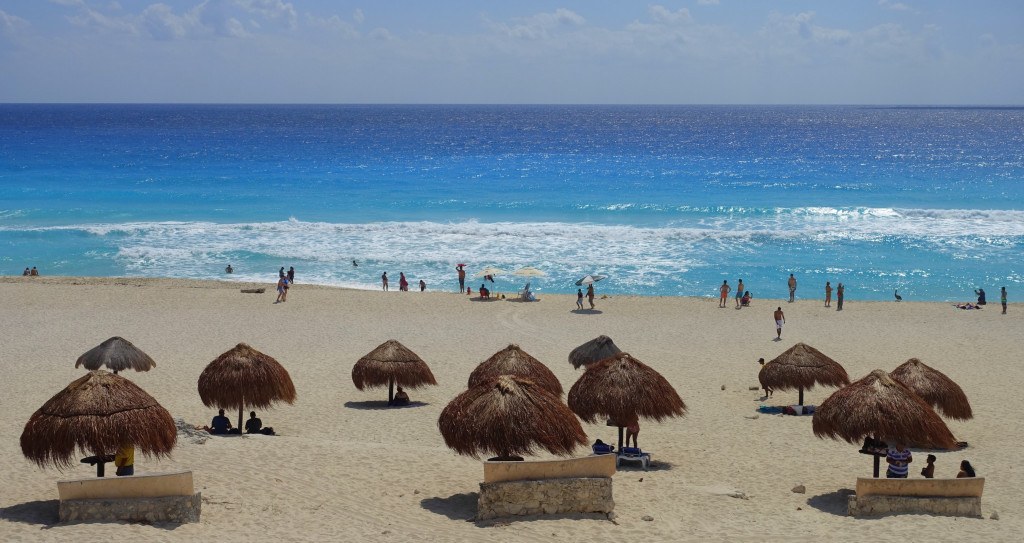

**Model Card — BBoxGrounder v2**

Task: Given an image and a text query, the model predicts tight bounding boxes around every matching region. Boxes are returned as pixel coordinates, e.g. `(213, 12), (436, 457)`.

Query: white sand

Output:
(0, 276), (1020, 541)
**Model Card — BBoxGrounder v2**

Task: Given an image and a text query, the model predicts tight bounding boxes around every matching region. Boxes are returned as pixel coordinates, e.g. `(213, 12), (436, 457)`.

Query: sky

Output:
(1, 0), (1022, 104)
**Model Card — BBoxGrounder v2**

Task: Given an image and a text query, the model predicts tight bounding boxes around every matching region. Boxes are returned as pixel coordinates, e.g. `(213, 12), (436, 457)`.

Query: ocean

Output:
(1, 104), (1022, 301)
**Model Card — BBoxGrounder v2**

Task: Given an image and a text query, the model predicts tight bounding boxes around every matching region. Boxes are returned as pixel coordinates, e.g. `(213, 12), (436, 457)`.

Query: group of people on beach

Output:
(720, 276), (845, 311)
(575, 284), (595, 310)
(957, 287), (1008, 314)
(882, 441), (976, 480)
(21, 267), (39, 276)
(276, 266), (295, 303)
(381, 271), (426, 292)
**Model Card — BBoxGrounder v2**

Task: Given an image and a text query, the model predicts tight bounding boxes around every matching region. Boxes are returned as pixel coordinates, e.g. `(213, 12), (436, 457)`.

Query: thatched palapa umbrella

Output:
(21, 370), (176, 477)
(568, 352), (686, 450)
(890, 358), (973, 421)
(198, 343), (297, 431)
(813, 369), (957, 477)
(468, 344), (562, 396)
(75, 336), (156, 374)
(568, 335), (622, 370)
(759, 343), (850, 405)
(352, 339), (437, 404)
(439, 375), (586, 460)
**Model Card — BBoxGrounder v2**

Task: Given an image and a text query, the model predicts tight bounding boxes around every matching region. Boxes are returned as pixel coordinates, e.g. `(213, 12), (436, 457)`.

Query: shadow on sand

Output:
(806, 489), (855, 517)
(570, 309), (603, 315)
(343, 400), (429, 411)
(0, 500), (59, 527)
(420, 492), (478, 521)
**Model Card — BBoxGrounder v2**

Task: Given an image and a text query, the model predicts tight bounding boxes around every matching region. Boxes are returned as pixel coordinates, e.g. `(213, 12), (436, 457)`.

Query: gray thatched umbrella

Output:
(759, 343), (850, 405)
(813, 369), (957, 477)
(75, 336), (156, 374)
(20, 370), (176, 476)
(890, 358), (973, 421)
(568, 335), (622, 369)
(198, 343), (297, 432)
(468, 344), (562, 396)
(438, 375), (586, 460)
(352, 339), (438, 403)
(568, 352), (686, 450)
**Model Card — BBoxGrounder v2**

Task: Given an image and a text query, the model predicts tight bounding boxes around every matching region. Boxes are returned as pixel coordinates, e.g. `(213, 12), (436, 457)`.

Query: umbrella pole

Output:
(97, 461), (105, 477)
(388, 379), (394, 404)
(238, 406), (244, 433)
(873, 455), (881, 478)
(617, 426), (624, 451)
(798, 386), (804, 406)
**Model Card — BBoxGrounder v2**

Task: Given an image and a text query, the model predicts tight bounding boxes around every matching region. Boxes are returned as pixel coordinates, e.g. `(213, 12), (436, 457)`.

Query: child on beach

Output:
(577, 288), (584, 310)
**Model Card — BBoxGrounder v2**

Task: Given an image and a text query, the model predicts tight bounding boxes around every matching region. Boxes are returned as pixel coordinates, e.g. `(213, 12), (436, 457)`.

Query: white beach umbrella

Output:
(575, 274), (607, 286)
(474, 266), (506, 278)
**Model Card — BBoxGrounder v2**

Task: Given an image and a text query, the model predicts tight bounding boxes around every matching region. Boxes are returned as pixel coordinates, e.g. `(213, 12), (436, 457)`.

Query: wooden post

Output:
(238, 406), (244, 433)
(388, 379), (394, 404)
(798, 386), (804, 406)
(873, 455), (881, 478)
(97, 461), (105, 477)
(617, 426), (624, 451)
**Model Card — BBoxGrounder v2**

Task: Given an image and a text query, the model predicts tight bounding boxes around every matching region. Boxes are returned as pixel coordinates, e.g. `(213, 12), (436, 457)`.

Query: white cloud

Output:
(649, 5), (692, 25)
(879, 0), (913, 12)
(138, 3), (205, 40)
(305, 13), (359, 38)
(489, 8), (585, 40)
(1, 9), (30, 33)
(235, 0), (297, 30)
(353, 8), (364, 25)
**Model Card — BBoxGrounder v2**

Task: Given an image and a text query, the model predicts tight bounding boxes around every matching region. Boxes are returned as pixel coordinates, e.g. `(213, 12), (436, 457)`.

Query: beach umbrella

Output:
(575, 274), (607, 286)
(813, 369), (957, 477)
(474, 266), (506, 278)
(438, 374), (586, 460)
(20, 370), (176, 476)
(759, 343), (850, 405)
(890, 358), (973, 421)
(468, 344), (562, 396)
(198, 343), (297, 432)
(75, 336), (156, 374)
(352, 339), (438, 403)
(512, 267), (546, 277)
(568, 352), (686, 450)
(568, 335), (623, 370)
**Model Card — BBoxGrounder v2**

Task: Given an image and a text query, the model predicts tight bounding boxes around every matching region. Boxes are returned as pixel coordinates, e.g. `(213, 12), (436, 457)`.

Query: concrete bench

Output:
(478, 456), (616, 520)
(848, 477), (984, 517)
(483, 454), (615, 483)
(58, 470), (201, 523)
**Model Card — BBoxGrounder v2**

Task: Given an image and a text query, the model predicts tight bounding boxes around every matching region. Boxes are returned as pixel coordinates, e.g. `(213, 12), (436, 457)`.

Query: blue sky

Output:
(1, 1), (1022, 103)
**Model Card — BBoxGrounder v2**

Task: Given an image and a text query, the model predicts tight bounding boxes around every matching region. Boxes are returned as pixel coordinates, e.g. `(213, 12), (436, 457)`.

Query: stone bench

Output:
(57, 470), (201, 523)
(478, 455), (615, 520)
(848, 477), (984, 517)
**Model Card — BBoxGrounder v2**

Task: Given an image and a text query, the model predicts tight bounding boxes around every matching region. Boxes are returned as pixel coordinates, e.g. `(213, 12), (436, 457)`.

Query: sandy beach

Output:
(1, 276), (1020, 542)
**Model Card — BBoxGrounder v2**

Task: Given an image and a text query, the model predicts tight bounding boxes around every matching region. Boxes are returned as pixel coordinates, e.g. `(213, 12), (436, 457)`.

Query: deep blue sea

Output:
(1, 104), (1022, 301)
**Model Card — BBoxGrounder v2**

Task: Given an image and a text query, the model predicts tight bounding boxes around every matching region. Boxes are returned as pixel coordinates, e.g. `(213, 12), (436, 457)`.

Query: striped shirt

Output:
(886, 447), (912, 476)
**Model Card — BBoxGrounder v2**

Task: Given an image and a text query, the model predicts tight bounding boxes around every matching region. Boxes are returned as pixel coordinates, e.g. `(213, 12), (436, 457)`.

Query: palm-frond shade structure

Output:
(890, 358), (973, 421)
(75, 336), (156, 374)
(198, 343), (297, 431)
(812, 369), (957, 477)
(438, 375), (586, 460)
(352, 339), (438, 403)
(21, 370), (176, 476)
(568, 335), (623, 370)
(759, 343), (851, 405)
(568, 352), (686, 449)
(468, 344), (562, 397)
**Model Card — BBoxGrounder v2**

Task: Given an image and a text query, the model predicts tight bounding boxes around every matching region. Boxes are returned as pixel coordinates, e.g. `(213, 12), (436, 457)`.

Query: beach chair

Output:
(517, 282), (535, 301)
(616, 446), (651, 469)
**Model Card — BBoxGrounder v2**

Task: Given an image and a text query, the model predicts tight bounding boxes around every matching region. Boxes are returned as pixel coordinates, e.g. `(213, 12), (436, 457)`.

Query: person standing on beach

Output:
(719, 280), (730, 308)
(419, 279), (426, 292)
(773, 307), (785, 339)
(788, 274), (797, 303)
(836, 283), (845, 311)
(825, 281), (832, 307)
(736, 279), (745, 309)
(287, 266), (295, 284)
(586, 284), (595, 309)
(276, 275), (287, 303)
(381, 272), (389, 291)
(279, 267), (285, 279)
(457, 265), (466, 293)
(1001, 287), (1007, 314)
(399, 272), (409, 292)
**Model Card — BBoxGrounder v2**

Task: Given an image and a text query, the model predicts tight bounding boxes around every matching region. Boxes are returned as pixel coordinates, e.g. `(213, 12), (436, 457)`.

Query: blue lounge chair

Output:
(616, 446), (651, 469)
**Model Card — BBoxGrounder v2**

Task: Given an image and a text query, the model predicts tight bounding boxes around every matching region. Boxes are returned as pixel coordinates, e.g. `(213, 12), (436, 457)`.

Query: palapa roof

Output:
(468, 344), (562, 396)
(759, 343), (850, 392)
(890, 358), (973, 420)
(20, 370), (176, 469)
(438, 375), (586, 459)
(198, 343), (297, 410)
(352, 339), (438, 390)
(567, 352), (687, 424)
(812, 369), (957, 449)
(568, 335), (623, 369)
(75, 336), (156, 373)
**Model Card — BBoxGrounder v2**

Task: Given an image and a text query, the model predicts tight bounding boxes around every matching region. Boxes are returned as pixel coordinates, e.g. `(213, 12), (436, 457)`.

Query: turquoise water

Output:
(1, 104), (1022, 300)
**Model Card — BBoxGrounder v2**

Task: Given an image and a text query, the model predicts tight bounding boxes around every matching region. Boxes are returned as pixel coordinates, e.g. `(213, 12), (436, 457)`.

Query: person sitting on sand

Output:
(207, 409), (232, 435)
(921, 454), (936, 478)
(389, 386), (410, 406)
(975, 289), (986, 305)
(741, 291), (752, 306)
(885, 443), (912, 478)
(30, 266), (39, 276)
(245, 411), (263, 434)
(22, 267), (30, 276)
(957, 460), (976, 478)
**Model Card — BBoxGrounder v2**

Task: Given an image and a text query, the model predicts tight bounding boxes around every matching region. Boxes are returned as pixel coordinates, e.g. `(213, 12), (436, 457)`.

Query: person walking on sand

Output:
(576, 288), (585, 310)
(381, 272), (389, 291)
(279, 267), (285, 279)
(788, 274), (797, 303)
(399, 272), (409, 292)
(719, 280), (730, 308)
(457, 265), (466, 293)
(586, 284), (595, 309)
(774, 307), (785, 339)
(1001, 287), (1007, 314)
(825, 281), (832, 307)
(276, 275), (288, 303)
(836, 283), (845, 311)
(287, 266), (295, 284)
(735, 279), (745, 309)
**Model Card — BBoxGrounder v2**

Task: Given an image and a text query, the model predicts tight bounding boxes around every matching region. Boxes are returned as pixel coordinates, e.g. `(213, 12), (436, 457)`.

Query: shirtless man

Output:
(774, 307), (785, 339)
(719, 280), (730, 308)
(735, 279), (745, 309)
(788, 274), (797, 303)
(381, 272), (389, 291)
